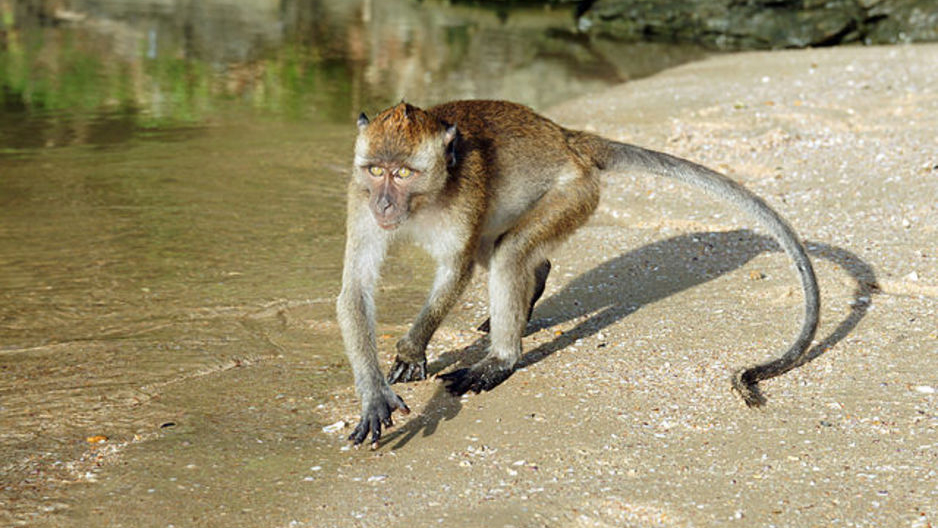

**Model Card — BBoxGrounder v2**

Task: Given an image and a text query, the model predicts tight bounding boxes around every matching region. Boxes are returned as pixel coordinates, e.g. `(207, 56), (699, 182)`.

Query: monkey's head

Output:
(353, 102), (458, 230)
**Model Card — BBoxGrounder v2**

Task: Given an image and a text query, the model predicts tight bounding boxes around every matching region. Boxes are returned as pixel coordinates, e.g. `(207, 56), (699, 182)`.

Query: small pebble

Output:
(322, 420), (346, 433)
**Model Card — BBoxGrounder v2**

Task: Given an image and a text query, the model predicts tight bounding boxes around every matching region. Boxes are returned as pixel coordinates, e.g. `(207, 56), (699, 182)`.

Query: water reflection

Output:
(1, 0), (708, 150)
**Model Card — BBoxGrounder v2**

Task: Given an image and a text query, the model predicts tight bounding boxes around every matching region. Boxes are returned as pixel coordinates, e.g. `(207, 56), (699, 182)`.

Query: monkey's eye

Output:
(395, 167), (415, 179)
(367, 166), (385, 177)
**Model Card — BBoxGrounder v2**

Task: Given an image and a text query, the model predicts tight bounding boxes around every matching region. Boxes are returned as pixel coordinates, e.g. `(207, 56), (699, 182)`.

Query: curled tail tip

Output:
(732, 368), (768, 408)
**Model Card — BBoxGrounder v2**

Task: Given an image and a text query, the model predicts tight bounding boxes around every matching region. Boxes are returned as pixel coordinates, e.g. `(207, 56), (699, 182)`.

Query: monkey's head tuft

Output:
(360, 102), (443, 159)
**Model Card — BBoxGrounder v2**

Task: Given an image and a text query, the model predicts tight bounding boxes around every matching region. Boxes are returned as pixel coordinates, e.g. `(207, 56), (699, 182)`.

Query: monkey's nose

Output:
(378, 196), (393, 213)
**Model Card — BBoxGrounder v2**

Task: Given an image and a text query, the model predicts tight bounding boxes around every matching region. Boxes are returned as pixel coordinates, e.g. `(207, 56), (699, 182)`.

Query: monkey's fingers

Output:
(348, 392), (411, 446)
(370, 418), (382, 446)
(387, 357), (428, 384)
(389, 391), (411, 416)
(348, 414), (388, 447)
(348, 418), (374, 445)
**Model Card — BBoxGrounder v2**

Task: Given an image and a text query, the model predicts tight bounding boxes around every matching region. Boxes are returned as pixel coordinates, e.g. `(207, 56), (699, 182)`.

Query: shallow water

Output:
(0, 0), (709, 524)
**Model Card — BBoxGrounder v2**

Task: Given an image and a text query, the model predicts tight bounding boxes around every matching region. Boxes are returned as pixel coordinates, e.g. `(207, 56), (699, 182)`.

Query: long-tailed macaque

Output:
(336, 100), (820, 446)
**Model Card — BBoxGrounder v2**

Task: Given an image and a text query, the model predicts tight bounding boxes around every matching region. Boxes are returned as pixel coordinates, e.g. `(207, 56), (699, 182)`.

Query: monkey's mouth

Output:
(374, 217), (402, 230)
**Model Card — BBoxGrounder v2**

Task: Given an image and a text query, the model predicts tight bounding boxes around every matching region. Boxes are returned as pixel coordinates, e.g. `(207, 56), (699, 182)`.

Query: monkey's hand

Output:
(387, 356), (428, 384)
(387, 336), (428, 384)
(348, 386), (410, 447)
(438, 359), (513, 396)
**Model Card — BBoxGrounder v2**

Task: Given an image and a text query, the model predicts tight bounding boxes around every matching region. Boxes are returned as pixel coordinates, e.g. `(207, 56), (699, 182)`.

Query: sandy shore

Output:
(309, 42), (938, 527)
(18, 43), (938, 527)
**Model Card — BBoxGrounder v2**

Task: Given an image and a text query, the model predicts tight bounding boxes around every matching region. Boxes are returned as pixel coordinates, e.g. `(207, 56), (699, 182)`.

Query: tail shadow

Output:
(380, 229), (877, 449)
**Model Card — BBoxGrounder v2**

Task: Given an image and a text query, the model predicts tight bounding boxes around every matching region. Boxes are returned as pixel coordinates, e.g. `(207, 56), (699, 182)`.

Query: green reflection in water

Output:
(0, 1), (373, 151)
(1, 43), (348, 149)
(1, 0), (709, 152)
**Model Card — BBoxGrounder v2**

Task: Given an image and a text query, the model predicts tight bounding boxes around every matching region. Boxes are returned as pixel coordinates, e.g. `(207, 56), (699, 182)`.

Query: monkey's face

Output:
(360, 163), (420, 230)
(353, 103), (458, 230)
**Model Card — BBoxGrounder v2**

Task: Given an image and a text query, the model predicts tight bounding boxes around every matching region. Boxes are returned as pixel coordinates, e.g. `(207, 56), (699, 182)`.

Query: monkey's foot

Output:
(439, 360), (513, 396)
(387, 357), (428, 384)
(348, 388), (410, 447)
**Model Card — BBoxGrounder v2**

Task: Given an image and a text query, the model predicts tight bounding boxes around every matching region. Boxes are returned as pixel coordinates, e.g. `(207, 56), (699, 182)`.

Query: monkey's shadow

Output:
(380, 229), (877, 449)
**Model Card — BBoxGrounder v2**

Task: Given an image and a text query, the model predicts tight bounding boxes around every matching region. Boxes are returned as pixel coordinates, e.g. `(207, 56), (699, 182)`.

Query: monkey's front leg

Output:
(337, 282), (410, 446)
(336, 218), (409, 446)
(388, 254), (475, 384)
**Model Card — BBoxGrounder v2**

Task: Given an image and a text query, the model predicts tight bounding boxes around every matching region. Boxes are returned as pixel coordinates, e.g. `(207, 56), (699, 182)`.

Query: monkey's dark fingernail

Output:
(387, 363), (403, 383)
(349, 427), (365, 445)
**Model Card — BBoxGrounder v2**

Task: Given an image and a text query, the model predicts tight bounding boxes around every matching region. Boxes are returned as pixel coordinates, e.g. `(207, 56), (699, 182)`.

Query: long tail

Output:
(584, 135), (820, 407)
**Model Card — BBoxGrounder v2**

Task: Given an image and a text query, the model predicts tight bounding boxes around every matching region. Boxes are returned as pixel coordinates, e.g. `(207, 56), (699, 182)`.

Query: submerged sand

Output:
(10, 44), (938, 527)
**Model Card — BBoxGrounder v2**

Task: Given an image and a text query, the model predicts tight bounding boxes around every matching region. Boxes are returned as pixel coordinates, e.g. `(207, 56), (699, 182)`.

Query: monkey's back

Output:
(427, 100), (595, 239)
(428, 100), (571, 161)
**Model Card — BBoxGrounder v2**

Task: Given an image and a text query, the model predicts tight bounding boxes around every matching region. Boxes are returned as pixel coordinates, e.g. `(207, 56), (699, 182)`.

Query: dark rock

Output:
(576, 0), (938, 49)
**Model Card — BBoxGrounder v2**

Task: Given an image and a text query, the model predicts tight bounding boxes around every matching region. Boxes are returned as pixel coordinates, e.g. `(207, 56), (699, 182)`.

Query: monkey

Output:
(335, 100), (820, 447)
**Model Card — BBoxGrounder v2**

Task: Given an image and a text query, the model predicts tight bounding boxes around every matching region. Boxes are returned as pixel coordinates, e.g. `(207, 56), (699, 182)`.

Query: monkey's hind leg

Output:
(440, 250), (539, 395)
(476, 259), (551, 333)
(442, 173), (599, 396)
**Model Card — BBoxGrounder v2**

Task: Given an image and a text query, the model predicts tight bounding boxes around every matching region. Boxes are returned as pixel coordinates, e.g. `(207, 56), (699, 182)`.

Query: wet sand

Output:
(7, 44), (938, 527)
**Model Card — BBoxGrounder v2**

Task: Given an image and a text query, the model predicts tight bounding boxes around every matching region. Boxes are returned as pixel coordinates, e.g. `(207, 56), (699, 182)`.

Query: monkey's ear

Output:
(443, 123), (459, 167)
(357, 113), (369, 130)
(443, 123), (458, 145)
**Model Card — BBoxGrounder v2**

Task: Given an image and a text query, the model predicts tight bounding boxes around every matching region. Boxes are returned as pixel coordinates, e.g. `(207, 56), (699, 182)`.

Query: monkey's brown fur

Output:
(337, 100), (820, 447)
